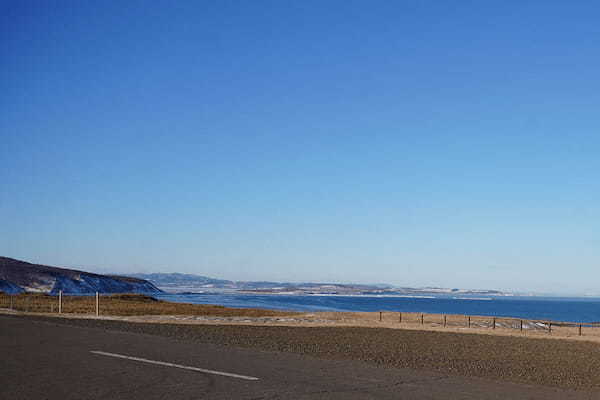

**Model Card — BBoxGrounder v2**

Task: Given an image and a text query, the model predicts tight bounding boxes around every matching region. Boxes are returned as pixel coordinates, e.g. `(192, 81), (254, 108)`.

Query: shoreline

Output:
(3, 292), (600, 344)
(6, 291), (600, 323)
(154, 291), (600, 323)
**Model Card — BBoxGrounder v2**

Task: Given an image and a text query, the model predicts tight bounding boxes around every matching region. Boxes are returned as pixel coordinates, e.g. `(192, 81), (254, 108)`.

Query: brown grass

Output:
(0, 292), (296, 317)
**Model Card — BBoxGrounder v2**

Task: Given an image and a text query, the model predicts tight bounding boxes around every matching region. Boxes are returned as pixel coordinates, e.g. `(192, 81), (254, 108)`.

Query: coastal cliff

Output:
(0, 256), (162, 295)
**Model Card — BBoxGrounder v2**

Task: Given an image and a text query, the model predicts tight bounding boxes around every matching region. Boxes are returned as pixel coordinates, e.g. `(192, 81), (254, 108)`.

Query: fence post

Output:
(96, 292), (99, 316)
(399, 312), (402, 323)
(579, 324), (582, 336)
(443, 315), (447, 328)
(379, 311), (382, 322)
(520, 320), (523, 332)
(58, 291), (62, 314)
(492, 317), (496, 330)
(468, 316), (471, 328)
(421, 313), (424, 325)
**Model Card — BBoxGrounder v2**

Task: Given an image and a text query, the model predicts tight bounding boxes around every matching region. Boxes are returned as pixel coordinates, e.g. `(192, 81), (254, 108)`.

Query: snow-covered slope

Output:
(0, 278), (24, 294)
(0, 256), (161, 294)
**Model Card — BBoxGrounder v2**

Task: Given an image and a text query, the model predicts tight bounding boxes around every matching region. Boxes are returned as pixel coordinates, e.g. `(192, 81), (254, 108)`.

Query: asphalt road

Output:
(1, 315), (597, 399)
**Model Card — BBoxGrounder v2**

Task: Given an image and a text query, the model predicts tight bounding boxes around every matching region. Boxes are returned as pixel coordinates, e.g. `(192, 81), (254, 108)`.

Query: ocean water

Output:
(155, 293), (600, 323)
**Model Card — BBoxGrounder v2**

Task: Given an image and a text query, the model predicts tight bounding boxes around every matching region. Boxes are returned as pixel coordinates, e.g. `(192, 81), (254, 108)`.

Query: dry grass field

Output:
(0, 292), (296, 317)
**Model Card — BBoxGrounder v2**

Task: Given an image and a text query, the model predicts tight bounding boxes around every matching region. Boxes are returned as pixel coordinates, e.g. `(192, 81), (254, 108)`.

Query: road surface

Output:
(1, 314), (596, 399)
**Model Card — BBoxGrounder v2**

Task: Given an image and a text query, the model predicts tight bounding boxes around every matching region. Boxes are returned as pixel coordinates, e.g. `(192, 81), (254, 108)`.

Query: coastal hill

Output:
(131, 272), (395, 293)
(131, 272), (506, 297)
(0, 256), (161, 295)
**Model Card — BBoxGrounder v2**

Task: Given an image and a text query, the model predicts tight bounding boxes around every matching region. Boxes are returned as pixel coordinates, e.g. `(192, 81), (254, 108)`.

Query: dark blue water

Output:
(155, 293), (600, 323)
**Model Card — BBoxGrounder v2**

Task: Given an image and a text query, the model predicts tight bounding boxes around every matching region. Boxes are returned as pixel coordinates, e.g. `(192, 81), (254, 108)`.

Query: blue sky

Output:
(2, 1), (599, 294)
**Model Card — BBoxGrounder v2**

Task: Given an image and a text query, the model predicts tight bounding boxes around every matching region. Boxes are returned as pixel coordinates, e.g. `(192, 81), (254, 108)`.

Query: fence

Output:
(0, 292), (177, 316)
(1, 292), (599, 338)
(0, 292), (285, 318)
(359, 310), (596, 337)
(0, 292), (99, 315)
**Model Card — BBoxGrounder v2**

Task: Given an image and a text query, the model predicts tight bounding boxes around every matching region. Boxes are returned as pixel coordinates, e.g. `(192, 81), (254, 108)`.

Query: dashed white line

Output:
(90, 350), (260, 381)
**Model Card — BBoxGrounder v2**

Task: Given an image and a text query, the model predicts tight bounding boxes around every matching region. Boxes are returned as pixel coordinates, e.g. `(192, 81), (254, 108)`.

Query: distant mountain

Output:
(130, 272), (393, 292)
(0, 257), (162, 295)
(129, 272), (504, 297)
(130, 273), (234, 288)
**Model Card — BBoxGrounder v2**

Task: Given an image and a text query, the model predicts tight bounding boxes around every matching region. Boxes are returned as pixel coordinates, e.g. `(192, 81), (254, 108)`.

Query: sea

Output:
(154, 292), (600, 323)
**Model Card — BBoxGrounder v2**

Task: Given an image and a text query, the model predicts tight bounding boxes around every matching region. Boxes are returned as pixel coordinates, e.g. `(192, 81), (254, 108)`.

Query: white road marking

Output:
(90, 351), (260, 381)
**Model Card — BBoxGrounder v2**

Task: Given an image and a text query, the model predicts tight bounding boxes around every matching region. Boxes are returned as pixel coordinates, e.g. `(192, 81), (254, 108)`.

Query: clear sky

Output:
(2, 1), (599, 295)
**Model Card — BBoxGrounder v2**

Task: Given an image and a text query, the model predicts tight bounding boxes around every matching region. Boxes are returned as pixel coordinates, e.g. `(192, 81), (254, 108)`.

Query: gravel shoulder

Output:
(9, 313), (600, 391)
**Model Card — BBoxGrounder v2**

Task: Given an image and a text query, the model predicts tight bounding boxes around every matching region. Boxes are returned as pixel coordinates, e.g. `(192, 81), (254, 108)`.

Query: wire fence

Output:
(1, 292), (599, 337)
(0, 292), (186, 316)
(0, 292), (288, 317)
(346, 310), (600, 337)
